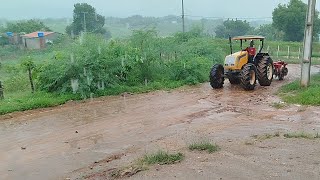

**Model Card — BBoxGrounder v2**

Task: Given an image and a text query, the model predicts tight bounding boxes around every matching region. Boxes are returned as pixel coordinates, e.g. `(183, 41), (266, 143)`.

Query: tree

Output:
(215, 19), (252, 38)
(254, 24), (284, 41)
(5, 19), (51, 33)
(21, 57), (36, 93)
(66, 3), (108, 36)
(0, 34), (9, 46)
(273, 0), (320, 41)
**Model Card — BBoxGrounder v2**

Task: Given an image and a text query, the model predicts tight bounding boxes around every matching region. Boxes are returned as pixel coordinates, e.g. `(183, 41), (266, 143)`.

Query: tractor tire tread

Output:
(210, 64), (224, 89)
(240, 63), (256, 91)
(257, 56), (273, 86)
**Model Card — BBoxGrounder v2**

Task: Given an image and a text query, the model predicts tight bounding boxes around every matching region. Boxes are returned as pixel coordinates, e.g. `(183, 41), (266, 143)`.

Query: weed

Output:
(251, 132), (280, 141)
(271, 102), (287, 109)
(143, 151), (184, 165)
(110, 151), (183, 179)
(111, 162), (147, 179)
(284, 132), (320, 139)
(189, 140), (220, 153)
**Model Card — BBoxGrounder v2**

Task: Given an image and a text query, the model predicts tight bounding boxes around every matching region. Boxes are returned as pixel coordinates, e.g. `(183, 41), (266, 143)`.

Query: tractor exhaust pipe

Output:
(229, 35), (233, 54)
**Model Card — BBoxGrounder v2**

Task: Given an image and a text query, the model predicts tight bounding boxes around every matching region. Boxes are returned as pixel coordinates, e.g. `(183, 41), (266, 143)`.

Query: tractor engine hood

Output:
(224, 51), (248, 70)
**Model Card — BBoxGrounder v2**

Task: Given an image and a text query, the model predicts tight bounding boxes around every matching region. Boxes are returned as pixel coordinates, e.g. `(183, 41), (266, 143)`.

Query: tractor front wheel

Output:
(257, 56), (274, 86)
(240, 63), (257, 91)
(210, 64), (224, 89)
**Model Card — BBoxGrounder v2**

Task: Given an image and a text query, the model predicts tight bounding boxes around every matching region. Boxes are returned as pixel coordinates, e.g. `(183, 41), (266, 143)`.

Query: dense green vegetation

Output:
(273, 0), (320, 41)
(0, 29), (225, 115)
(279, 74), (320, 105)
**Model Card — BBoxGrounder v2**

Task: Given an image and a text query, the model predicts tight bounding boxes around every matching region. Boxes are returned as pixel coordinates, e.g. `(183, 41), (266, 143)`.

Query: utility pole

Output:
(301, 0), (316, 87)
(81, 12), (88, 32)
(182, 0), (185, 33)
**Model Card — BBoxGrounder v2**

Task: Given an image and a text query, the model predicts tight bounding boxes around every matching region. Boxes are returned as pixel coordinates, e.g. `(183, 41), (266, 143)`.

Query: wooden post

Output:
(298, 47), (301, 59)
(0, 81), (3, 99)
(287, 46), (290, 59)
(277, 45), (280, 58)
(28, 66), (35, 93)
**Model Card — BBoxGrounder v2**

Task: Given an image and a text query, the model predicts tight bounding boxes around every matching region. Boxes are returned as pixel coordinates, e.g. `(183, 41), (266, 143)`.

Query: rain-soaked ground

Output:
(1, 64), (320, 180)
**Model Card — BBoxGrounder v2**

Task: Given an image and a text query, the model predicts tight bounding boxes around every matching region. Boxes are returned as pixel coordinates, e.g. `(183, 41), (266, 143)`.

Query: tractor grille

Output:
(225, 56), (236, 66)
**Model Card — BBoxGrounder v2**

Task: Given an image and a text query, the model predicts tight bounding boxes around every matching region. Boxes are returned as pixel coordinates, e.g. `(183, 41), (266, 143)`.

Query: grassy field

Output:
(279, 74), (320, 105)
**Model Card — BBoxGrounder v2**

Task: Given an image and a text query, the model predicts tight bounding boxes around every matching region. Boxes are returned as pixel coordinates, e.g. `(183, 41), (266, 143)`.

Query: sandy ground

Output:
(1, 64), (320, 180)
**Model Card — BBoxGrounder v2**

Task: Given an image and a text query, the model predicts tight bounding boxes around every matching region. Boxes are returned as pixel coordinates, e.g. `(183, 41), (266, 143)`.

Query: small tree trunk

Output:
(0, 81), (4, 99)
(28, 67), (35, 93)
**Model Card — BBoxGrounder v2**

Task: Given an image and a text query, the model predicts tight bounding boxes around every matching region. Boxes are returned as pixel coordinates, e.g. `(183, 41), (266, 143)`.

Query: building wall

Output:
(22, 33), (58, 50)
(45, 33), (58, 41)
(23, 38), (41, 50)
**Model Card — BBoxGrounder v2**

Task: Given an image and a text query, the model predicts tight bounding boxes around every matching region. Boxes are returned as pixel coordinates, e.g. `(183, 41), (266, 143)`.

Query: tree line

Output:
(215, 0), (320, 42)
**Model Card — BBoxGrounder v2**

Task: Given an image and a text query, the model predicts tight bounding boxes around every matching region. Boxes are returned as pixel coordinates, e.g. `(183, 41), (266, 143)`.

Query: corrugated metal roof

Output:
(22, 32), (54, 38)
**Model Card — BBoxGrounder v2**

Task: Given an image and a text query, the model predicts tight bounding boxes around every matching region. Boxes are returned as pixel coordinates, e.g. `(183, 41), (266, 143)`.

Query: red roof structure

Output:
(22, 32), (54, 38)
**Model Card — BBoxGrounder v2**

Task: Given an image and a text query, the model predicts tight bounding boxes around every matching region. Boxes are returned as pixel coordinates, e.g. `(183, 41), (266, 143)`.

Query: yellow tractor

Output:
(210, 35), (274, 90)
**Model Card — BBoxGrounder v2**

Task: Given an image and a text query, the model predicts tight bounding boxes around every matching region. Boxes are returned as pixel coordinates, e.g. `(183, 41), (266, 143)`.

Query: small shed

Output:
(21, 32), (58, 50)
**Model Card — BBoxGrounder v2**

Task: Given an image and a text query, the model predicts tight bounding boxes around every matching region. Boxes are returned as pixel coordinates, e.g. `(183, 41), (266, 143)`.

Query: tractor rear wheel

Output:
(229, 77), (240, 85)
(257, 56), (274, 86)
(210, 64), (224, 89)
(240, 63), (257, 91)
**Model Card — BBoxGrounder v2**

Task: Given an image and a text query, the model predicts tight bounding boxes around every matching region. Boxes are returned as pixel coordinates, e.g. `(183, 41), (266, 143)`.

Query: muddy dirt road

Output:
(1, 64), (320, 180)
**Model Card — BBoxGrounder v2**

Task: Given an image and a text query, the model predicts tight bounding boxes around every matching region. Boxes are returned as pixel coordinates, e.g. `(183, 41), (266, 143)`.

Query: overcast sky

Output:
(0, 0), (315, 20)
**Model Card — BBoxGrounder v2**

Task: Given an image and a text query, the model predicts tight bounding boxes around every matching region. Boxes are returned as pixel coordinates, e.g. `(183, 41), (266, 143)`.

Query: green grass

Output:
(248, 132), (320, 143)
(284, 132), (320, 139)
(0, 80), (185, 115)
(143, 151), (184, 165)
(0, 91), (79, 115)
(279, 74), (320, 105)
(189, 140), (220, 153)
(110, 151), (184, 179)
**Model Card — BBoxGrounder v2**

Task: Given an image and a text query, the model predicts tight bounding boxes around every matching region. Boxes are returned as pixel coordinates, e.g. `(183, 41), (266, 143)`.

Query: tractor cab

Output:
(210, 35), (274, 91)
(225, 35), (265, 71)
